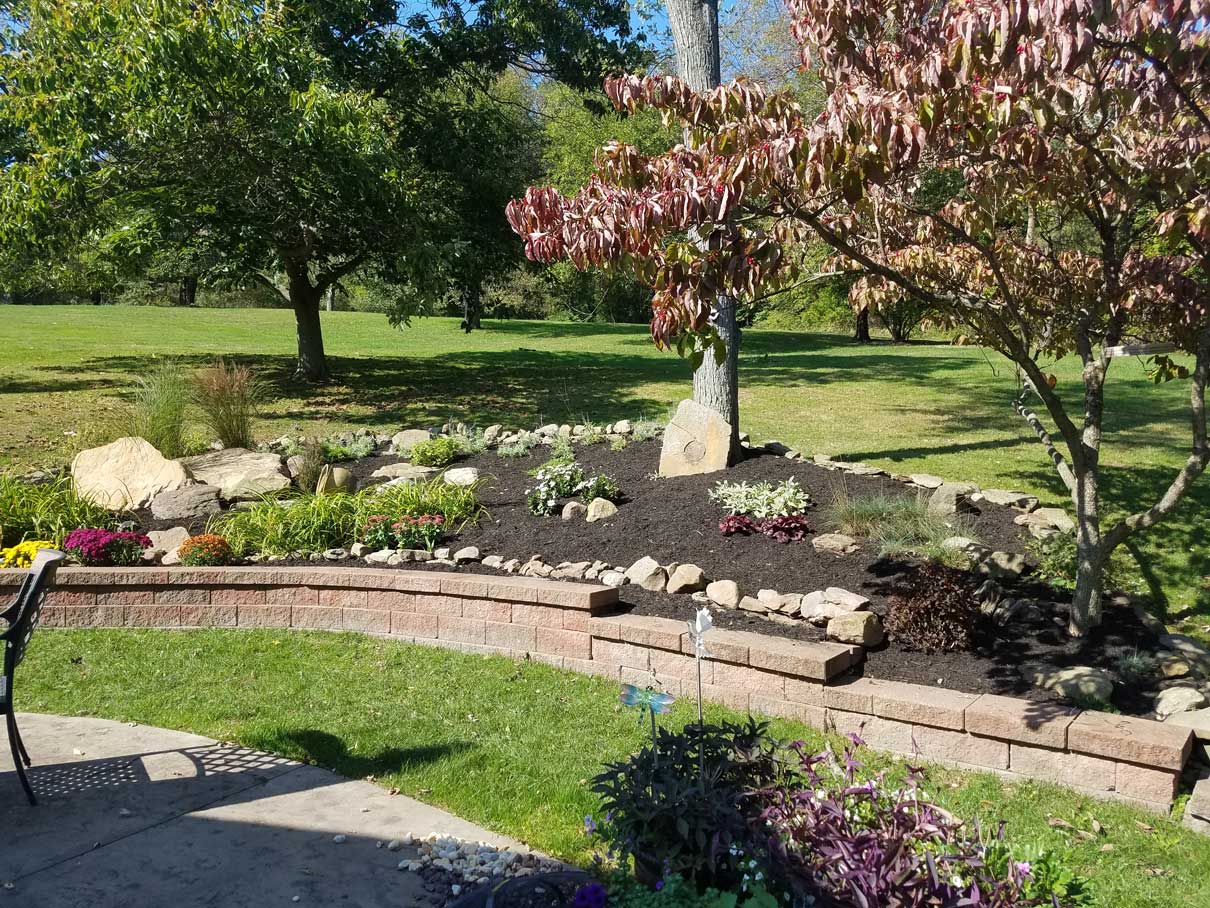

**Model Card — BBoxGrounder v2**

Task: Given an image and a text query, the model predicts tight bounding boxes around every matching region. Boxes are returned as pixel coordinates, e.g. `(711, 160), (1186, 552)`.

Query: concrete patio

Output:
(0, 714), (527, 907)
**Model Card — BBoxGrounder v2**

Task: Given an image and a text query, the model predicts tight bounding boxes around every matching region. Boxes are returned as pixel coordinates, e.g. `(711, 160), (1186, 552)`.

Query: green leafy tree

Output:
(0, 0), (645, 380)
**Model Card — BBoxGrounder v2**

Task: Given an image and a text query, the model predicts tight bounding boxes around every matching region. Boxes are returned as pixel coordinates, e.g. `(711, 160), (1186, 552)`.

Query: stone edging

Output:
(2, 566), (1192, 814)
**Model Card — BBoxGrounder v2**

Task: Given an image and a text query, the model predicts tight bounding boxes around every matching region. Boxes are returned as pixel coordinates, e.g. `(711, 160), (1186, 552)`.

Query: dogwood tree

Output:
(505, 0), (1208, 635)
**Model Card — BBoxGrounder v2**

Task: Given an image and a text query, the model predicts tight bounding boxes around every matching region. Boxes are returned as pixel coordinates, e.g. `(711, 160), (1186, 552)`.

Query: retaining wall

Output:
(2, 566), (1192, 813)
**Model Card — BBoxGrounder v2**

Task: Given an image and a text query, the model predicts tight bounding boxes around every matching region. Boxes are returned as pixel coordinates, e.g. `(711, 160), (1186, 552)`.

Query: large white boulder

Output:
(658, 399), (731, 477)
(179, 448), (290, 501)
(72, 437), (190, 511)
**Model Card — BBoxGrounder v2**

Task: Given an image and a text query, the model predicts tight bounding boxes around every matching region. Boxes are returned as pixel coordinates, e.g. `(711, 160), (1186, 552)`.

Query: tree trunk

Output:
(854, 308), (871, 343)
(178, 275), (197, 307)
(693, 295), (741, 461)
(1070, 475), (1105, 637)
(285, 262), (329, 382)
(666, 0), (741, 458)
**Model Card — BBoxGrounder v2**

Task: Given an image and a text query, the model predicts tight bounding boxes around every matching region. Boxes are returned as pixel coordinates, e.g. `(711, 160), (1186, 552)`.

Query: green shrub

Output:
(1114, 648), (1157, 686)
(1027, 532), (1142, 595)
(579, 430), (606, 446)
(548, 434), (575, 463)
(498, 432), (538, 458)
(609, 434), (630, 451)
(527, 462), (585, 515)
(709, 477), (811, 518)
(0, 476), (117, 546)
(407, 436), (462, 467)
(129, 360), (191, 458)
(322, 437), (376, 462)
(827, 487), (974, 566)
(450, 428), (487, 456)
(577, 474), (621, 503)
(632, 419), (663, 442)
(192, 359), (263, 448)
(211, 479), (484, 556)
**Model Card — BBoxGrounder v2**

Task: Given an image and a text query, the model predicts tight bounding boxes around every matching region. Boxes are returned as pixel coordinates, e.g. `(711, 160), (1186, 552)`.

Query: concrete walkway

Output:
(0, 714), (528, 907)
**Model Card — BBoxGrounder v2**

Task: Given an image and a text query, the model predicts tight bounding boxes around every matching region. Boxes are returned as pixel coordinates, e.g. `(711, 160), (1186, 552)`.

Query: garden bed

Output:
(130, 438), (1166, 714)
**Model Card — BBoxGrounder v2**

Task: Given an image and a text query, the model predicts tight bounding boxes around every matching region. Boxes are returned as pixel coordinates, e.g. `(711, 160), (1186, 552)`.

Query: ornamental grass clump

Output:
(192, 359), (264, 449)
(828, 487), (976, 567)
(709, 478), (810, 519)
(177, 534), (233, 567)
(0, 475), (116, 546)
(129, 360), (191, 458)
(64, 528), (151, 566)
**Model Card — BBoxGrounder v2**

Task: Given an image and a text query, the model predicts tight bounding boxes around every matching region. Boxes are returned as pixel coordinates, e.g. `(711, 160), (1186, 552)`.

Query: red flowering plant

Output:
(508, 0), (1209, 636)
(63, 528), (151, 566)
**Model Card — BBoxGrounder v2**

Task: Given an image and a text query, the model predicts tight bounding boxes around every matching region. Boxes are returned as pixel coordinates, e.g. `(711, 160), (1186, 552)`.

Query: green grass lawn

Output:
(2, 304), (1206, 635)
(19, 628), (1210, 908)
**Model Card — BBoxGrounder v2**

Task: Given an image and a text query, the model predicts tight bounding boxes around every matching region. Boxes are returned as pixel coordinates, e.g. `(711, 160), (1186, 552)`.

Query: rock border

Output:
(3, 565), (1193, 816)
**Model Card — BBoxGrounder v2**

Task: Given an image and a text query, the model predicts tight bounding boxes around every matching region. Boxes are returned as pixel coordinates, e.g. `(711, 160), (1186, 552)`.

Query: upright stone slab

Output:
(658, 399), (731, 477)
(72, 437), (190, 510)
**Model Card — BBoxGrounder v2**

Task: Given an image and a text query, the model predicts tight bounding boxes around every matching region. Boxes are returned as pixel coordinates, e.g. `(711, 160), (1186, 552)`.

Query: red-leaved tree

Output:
(506, 0), (1208, 635)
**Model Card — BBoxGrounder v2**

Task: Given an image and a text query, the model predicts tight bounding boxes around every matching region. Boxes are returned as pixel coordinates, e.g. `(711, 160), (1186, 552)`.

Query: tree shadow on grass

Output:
(242, 728), (472, 781)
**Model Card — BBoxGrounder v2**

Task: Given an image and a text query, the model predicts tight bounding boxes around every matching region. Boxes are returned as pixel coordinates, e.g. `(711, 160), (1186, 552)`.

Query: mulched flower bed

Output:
(133, 439), (1161, 713)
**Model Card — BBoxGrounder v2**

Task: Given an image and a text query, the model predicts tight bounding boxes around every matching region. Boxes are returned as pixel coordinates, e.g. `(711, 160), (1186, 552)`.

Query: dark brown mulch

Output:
(131, 440), (1161, 714)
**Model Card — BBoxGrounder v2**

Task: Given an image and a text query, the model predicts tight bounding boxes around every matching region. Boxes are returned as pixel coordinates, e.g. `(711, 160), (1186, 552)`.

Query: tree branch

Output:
(1104, 328), (1210, 549)
(1014, 387), (1077, 493)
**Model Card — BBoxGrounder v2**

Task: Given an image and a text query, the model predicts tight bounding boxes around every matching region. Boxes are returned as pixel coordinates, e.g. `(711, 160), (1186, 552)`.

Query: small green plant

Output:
(451, 428), (488, 456)
(980, 842), (1095, 907)
(1113, 648), (1157, 686)
(632, 419), (664, 442)
(129, 360), (191, 457)
(498, 433), (538, 458)
(827, 487), (974, 566)
(0, 476), (117, 546)
(359, 513), (445, 551)
(609, 434), (630, 451)
(548, 434), (575, 462)
(526, 462), (585, 515)
(1028, 532), (1142, 595)
(577, 474), (621, 503)
(407, 436), (462, 467)
(322, 436), (375, 462)
(579, 429), (606, 446)
(192, 359), (263, 449)
(709, 477), (811, 518)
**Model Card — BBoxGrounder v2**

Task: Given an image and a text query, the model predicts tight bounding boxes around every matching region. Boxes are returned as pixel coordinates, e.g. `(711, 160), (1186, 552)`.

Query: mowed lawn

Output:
(19, 629), (1210, 908)
(1, 305), (1207, 630)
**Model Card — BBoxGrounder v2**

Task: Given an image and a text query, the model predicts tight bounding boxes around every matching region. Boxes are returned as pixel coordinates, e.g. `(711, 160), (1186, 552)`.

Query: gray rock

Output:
(536, 423), (559, 437)
(390, 429), (432, 453)
(349, 542), (367, 558)
(73, 437), (191, 510)
(738, 596), (769, 614)
(433, 547), (451, 559)
(365, 548), (395, 564)
(927, 481), (980, 517)
(977, 551), (1028, 581)
(453, 546), (481, 564)
(941, 536), (986, 558)
(442, 467), (480, 487)
(179, 448), (291, 501)
(909, 473), (946, 489)
(323, 547), (348, 561)
(624, 556), (667, 592)
(657, 399), (731, 478)
(827, 612), (884, 646)
(585, 498), (618, 523)
(482, 555), (504, 569)
(145, 526), (190, 559)
(395, 549), (432, 563)
(667, 563), (707, 594)
(824, 587), (870, 610)
(600, 570), (628, 587)
(150, 484), (222, 520)
(483, 425), (503, 444)
(372, 463), (439, 483)
(521, 558), (553, 578)
(1154, 686), (1208, 718)
(561, 501), (588, 521)
(1030, 665), (1114, 702)
(975, 489), (1039, 510)
(552, 561), (592, 580)
(1182, 777), (1210, 835)
(1014, 507), (1075, 536)
(613, 419), (633, 435)
(705, 579), (741, 608)
(1160, 633), (1210, 662)
(799, 588), (870, 626)
(811, 533), (859, 555)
